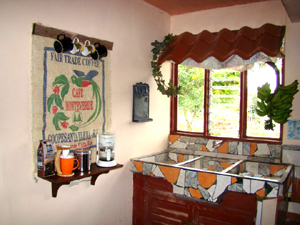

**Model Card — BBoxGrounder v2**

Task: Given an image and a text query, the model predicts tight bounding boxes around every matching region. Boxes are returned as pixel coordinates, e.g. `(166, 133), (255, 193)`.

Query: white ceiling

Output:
(142, 0), (300, 22)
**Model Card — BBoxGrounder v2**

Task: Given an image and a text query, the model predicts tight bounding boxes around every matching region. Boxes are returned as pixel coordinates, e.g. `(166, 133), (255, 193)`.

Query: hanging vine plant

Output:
(151, 34), (181, 97)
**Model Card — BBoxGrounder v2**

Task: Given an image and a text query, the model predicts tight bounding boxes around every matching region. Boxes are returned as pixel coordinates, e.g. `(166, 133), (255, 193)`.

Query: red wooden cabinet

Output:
(133, 173), (257, 225)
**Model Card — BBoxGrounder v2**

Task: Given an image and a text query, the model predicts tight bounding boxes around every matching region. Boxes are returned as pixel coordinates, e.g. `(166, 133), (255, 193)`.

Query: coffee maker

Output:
(96, 134), (116, 167)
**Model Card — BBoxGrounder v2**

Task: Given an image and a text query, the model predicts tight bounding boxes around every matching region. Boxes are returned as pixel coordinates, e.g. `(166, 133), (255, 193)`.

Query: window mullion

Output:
(240, 71), (247, 138)
(170, 63), (178, 133)
(204, 69), (210, 136)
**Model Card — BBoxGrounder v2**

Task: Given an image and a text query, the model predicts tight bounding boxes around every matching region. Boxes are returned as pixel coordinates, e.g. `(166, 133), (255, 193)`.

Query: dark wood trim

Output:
(170, 63), (178, 133)
(240, 71), (247, 138)
(287, 212), (300, 222)
(32, 23), (114, 50)
(279, 58), (285, 140)
(204, 69), (210, 136)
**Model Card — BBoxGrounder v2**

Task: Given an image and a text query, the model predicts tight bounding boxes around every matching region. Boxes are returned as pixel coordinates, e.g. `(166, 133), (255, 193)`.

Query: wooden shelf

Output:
(38, 163), (123, 198)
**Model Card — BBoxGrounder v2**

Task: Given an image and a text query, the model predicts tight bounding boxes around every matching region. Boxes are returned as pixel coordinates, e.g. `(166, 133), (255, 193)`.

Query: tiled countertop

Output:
(130, 149), (293, 203)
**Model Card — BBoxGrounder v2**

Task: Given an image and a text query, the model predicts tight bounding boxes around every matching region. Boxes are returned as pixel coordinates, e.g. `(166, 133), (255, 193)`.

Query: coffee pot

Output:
(96, 134), (116, 167)
(55, 145), (79, 177)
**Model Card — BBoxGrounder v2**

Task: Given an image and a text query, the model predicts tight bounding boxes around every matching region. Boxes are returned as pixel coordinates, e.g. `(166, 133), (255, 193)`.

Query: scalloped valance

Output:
(157, 23), (285, 70)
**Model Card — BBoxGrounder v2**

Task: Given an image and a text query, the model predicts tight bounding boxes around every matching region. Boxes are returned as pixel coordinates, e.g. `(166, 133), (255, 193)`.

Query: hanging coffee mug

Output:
(91, 42), (108, 60)
(70, 37), (83, 54)
(54, 34), (73, 53)
(81, 40), (95, 56)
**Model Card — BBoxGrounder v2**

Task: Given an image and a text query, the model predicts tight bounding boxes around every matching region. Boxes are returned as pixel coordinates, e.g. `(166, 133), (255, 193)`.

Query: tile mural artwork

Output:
(288, 120), (300, 140)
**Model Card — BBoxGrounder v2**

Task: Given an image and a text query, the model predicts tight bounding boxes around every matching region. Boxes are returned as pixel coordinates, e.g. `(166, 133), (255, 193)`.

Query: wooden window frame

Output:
(170, 63), (283, 144)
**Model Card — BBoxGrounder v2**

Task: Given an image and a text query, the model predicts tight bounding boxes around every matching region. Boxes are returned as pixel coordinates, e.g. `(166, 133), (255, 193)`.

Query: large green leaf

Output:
(61, 83), (69, 101)
(54, 94), (64, 110)
(69, 125), (79, 132)
(54, 112), (69, 121)
(53, 74), (68, 86)
(53, 116), (61, 130)
(52, 112), (69, 131)
(47, 94), (55, 112)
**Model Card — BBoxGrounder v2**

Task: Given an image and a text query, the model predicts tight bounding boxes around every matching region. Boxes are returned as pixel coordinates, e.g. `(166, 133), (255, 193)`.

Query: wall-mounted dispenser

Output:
(132, 82), (153, 122)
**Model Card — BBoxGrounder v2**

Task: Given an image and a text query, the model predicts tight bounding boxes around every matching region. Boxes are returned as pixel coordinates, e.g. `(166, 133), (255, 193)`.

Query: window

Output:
(171, 59), (284, 143)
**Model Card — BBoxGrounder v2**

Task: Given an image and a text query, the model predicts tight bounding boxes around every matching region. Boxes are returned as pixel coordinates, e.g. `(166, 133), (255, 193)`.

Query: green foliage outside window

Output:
(178, 65), (204, 131)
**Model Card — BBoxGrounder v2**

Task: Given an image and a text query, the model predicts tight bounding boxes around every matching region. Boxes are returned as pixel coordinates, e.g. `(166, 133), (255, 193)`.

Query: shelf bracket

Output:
(91, 171), (109, 185)
(52, 182), (70, 198)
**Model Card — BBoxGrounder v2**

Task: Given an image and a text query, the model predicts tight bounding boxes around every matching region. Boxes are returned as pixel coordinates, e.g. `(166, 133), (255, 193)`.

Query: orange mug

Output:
(60, 156), (79, 175)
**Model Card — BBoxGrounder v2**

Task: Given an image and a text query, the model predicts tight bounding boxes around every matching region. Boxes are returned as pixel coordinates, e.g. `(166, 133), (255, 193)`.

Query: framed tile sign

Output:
(287, 120), (300, 140)
(132, 82), (153, 123)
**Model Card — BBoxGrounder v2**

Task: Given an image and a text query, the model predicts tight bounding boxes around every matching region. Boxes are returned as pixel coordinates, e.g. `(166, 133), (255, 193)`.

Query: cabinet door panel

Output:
(132, 174), (147, 225)
(133, 173), (257, 225)
(196, 206), (254, 225)
(197, 216), (233, 225)
(147, 191), (192, 225)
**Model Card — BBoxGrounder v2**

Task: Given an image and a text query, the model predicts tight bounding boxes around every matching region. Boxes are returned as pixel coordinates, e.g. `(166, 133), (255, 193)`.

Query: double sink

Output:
(132, 151), (293, 184)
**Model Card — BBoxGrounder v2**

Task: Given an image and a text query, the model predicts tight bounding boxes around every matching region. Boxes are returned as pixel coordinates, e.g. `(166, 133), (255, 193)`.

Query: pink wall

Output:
(0, 0), (170, 224)
(1, 0), (299, 224)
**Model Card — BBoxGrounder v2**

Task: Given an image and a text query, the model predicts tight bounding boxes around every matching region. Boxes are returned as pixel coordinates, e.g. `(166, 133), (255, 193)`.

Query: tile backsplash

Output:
(168, 135), (282, 163)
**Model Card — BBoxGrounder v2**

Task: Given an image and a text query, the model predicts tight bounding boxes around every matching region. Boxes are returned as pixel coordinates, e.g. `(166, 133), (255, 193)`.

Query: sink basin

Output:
(135, 152), (197, 165)
(225, 161), (292, 182)
(132, 151), (293, 183)
(178, 156), (241, 172)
